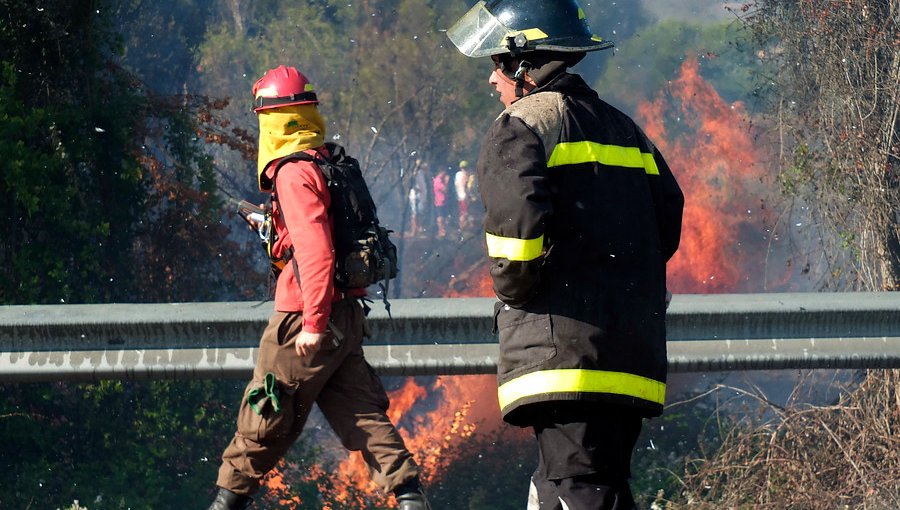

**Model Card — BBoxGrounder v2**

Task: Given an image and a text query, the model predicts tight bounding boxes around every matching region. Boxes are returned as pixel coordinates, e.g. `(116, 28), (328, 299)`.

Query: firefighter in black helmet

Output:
(449, 1), (684, 509)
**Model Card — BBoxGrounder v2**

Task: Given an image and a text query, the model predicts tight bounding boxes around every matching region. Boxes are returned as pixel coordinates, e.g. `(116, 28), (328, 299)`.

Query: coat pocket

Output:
(236, 371), (299, 441)
(495, 303), (557, 379)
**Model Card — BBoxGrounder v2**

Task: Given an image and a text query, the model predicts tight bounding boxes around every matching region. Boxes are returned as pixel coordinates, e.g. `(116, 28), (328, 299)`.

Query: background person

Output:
(454, 160), (471, 230)
(431, 166), (450, 238)
(408, 160), (428, 236)
(408, 184), (422, 235)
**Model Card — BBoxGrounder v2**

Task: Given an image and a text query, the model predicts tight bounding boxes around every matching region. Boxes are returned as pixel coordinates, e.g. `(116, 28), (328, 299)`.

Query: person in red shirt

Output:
(453, 160), (471, 230)
(431, 167), (450, 237)
(207, 65), (431, 510)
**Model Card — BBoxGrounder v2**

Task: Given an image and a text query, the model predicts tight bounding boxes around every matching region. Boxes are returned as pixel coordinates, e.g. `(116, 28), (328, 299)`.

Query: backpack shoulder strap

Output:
(273, 148), (322, 173)
(273, 145), (344, 183)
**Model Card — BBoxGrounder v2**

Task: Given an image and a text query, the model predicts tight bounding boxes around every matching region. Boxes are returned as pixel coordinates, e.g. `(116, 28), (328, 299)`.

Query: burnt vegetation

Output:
(662, 370), (900, 508)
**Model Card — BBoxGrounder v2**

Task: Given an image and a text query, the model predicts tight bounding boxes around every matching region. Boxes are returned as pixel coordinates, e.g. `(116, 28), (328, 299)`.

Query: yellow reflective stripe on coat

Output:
(485, 232), (544, 262)
(497, 368), (666, 410)
(547, 141), (659, 175)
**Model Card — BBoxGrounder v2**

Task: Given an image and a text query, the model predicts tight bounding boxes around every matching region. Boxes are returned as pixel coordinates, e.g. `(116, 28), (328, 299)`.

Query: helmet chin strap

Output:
(513, 60), (532, 98)
(505, 33), (534, 98)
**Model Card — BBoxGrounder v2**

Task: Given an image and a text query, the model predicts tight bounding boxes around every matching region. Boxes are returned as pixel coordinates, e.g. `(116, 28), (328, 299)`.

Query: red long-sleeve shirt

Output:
(266, 149), (336, 333)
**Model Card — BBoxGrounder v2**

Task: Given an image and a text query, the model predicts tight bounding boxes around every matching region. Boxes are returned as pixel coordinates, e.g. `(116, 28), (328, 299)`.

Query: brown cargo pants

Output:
(216, 298), (420, 496)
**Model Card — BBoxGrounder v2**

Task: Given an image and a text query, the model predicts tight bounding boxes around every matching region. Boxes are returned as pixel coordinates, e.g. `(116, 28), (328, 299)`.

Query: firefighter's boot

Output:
(397, 489), (433, 510)
(206, 487), (253, 510)
(394, 477), (433, 510)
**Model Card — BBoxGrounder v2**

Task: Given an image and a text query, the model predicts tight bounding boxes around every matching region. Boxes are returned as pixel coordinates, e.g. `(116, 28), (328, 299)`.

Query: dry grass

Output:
(660, 370), (900, 509)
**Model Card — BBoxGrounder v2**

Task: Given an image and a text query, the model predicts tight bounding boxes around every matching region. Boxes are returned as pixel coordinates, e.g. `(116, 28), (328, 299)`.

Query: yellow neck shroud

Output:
(257, 105), (326, 191)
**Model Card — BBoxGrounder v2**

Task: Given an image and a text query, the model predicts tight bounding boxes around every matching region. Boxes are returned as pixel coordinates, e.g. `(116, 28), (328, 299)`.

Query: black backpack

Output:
(271, 143), (398, 311)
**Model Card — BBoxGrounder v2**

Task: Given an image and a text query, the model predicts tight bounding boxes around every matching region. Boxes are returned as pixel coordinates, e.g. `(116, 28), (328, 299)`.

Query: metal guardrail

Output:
(1, 293), (899, 382)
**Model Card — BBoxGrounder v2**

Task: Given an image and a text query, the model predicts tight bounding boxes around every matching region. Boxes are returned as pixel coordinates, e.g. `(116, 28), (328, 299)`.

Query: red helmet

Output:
(252, 65), (318, 112)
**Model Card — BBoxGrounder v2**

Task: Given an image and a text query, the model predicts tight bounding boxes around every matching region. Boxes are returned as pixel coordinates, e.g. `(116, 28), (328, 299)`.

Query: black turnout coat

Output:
(476, 72), (684, 426)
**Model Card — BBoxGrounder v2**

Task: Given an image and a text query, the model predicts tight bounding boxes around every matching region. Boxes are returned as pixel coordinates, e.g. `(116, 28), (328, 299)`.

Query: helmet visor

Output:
(447, 1), (512, 58)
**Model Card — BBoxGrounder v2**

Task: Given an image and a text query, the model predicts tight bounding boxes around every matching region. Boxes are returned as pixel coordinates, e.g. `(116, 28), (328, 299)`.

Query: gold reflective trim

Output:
(548, 141), (660, 175)
(485, 232), (544, 262)
(512, 28), (549, 42)
(498, 368), (666, 410)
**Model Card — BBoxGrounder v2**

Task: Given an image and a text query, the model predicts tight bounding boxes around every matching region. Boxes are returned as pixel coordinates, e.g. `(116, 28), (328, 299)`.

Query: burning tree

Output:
(637, 56), (782, 293)
(744, 0), (900, 291)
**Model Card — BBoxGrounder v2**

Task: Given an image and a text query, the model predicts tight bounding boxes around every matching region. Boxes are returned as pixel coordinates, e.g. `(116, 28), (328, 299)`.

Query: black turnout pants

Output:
(527, 404), (644, 510)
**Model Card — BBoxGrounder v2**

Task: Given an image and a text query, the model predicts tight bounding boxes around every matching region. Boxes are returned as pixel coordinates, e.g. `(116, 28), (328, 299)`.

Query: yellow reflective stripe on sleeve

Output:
(548, 141), (659, 175)
(485, 232), (544, 262)
(497, 368), (666, 410)
(641, 151), (659, 175)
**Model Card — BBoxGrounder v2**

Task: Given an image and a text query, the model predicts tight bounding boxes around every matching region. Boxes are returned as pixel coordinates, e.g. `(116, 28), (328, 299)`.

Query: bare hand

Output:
(294, 330), (326, 357)
(247, 203), (266, 231)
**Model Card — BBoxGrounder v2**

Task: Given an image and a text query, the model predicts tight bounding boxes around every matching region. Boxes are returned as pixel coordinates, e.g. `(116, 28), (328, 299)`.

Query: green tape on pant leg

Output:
(248, 371), (282, 416)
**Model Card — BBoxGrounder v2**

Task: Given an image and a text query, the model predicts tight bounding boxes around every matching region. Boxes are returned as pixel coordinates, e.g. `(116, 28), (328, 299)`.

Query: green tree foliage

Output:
(575, 1), (652, 84)
(0, 379), (244, 508)
(0, 0), (147, 304)
(112, 0), (217, 94)
(0, 0), (260, 305)
(585, 0), (652, 43)
(594, 20), (757, 116)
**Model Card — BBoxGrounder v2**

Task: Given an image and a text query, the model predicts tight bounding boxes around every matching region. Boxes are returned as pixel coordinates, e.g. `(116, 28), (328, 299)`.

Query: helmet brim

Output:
(253, 92), (319, 113)
(447, 1), (613, 58)
(447, 1), (513, 58)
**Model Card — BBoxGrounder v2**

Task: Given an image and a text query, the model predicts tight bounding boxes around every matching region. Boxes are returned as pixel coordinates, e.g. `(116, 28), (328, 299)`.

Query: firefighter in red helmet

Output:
(449, 1), (684, 509)
(252, 65), (317, 110)
(206, 65), (432, 510)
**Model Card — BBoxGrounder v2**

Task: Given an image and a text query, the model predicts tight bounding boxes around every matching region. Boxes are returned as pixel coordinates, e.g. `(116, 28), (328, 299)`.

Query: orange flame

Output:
(638, 56), (779, 293)
(446, 268), (494, 298)
(260, 460), (304, 508)
(312, 374), (505, 507)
